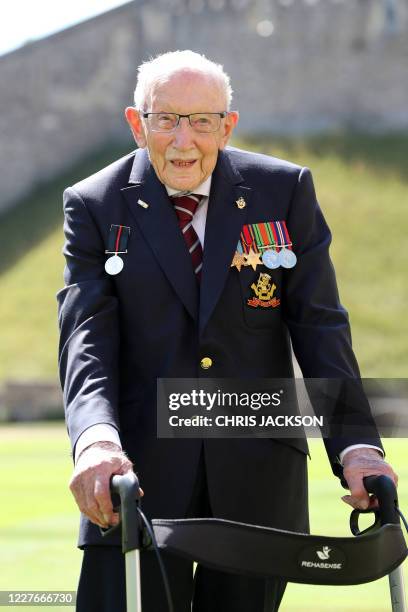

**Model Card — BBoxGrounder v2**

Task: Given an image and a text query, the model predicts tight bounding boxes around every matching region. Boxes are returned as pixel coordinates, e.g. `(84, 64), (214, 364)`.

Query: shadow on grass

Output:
(238, 132), (408, 182)
(0, 143), (132, 277)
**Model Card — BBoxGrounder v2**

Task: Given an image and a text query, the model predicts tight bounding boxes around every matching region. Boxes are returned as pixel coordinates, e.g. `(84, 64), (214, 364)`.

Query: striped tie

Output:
(172, 194), (203, 281)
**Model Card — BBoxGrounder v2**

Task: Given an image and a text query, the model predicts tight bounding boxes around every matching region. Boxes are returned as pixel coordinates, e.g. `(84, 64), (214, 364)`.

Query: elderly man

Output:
(58, 50), (397, 611)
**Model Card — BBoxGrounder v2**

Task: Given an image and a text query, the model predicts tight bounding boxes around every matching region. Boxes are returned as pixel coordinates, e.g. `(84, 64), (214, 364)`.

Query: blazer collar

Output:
(128, 147), (153, 184)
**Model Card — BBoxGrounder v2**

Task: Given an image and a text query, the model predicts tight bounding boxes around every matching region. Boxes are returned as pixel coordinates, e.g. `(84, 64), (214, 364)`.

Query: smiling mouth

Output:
(171, 160), (197, 168)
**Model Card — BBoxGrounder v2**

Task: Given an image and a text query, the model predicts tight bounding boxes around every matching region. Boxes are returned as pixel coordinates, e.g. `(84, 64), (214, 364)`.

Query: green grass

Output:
(0, 423), (79, 611)
(0, 423), (406, 611)
(0, 134), (407, 381)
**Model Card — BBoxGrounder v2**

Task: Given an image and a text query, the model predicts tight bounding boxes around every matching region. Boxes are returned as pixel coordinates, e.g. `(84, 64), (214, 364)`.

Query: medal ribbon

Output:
(276, 221), (293, 251)
(238, 221), (292, 254)
(115, 226), (123, 252)
(107, 225), (130, 253)
(240, 225), (256, 254)
(252, 222), (277, 251)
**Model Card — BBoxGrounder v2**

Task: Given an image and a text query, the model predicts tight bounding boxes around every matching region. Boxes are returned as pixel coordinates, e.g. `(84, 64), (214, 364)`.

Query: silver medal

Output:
(278, 248), (297, 269)
(262, 249), (280, 269)
(105, 255), (124, 275)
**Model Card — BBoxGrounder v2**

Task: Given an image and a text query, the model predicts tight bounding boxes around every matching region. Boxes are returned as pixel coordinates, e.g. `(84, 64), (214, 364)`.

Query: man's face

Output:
(126, 71), (239, 191)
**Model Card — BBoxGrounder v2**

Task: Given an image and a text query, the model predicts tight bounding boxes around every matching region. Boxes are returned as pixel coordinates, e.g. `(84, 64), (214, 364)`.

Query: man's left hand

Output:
(341, 448), (398, 510)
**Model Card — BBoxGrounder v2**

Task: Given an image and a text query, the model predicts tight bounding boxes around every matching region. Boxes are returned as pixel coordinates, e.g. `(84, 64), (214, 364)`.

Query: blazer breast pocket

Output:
(239, 266), (283, 330)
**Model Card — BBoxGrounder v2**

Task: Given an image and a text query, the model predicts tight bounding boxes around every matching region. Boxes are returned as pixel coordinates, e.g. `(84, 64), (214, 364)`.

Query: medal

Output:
(231, 251), (246, 272)
(279, 248), (297, 268)
(274, 221), (296, 268)
(244, 248), (263, 271)
(105, 255), (124, 275)
(262, 249), (280, 269)
(104, 224), (131, 275)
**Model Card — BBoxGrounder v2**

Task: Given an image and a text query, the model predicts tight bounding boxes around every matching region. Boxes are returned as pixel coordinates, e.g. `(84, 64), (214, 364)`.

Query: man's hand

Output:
(69, 441), (142, 528)
(341, 448), (398, 510)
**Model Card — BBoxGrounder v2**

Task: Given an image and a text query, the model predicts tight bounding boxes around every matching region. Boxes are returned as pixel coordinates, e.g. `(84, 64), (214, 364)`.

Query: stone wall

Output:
(0, 0), (407, 213)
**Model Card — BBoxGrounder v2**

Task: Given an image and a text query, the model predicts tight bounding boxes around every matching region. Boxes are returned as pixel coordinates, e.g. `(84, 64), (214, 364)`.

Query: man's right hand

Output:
(69, 441), (142, 528)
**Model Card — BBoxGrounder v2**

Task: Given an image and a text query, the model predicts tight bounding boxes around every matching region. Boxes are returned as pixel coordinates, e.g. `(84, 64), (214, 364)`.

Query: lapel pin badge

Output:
(137, 199), (149, 209)
(236, 197), (246, 210)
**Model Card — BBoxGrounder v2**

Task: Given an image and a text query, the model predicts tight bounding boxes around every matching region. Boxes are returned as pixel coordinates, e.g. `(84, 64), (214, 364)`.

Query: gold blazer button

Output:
(200, 357), (213, 369)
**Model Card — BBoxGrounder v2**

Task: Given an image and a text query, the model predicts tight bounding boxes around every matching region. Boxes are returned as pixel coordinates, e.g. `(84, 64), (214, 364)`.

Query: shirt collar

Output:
(165, 175), (212, 198)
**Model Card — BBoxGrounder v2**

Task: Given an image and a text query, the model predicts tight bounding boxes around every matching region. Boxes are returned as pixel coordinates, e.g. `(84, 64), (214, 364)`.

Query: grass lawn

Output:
(0, 423), (80, 612)
(0, 422), (406, 611)
(0, 134), (407, 380)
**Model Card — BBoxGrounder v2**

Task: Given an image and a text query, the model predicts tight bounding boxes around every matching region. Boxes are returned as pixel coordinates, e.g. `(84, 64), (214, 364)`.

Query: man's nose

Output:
(172, 117), (195, 148)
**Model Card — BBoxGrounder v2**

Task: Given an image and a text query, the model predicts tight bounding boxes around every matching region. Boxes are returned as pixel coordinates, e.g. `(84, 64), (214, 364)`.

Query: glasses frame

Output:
(141, 111), (228, 133)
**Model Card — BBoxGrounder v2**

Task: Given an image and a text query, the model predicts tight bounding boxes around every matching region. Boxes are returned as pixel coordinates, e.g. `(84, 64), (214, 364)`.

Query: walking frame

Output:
(103, 472), (407, 612)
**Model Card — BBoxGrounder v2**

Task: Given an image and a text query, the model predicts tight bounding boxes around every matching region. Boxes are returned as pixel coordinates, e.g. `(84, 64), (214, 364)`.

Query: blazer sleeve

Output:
(57, 187), (120, 453)
(282, 167), (383, 476)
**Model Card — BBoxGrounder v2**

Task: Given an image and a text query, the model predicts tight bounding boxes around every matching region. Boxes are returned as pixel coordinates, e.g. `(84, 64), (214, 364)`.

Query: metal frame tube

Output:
(390, 566), (406, 612)
(125, 549), (142, 612)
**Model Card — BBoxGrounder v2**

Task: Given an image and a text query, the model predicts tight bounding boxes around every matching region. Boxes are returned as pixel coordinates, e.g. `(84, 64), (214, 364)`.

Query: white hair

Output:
(133, 50), (233, 111)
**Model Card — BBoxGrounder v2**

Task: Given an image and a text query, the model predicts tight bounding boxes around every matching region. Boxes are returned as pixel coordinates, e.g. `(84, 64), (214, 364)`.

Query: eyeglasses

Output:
(141, 112), (227, 133)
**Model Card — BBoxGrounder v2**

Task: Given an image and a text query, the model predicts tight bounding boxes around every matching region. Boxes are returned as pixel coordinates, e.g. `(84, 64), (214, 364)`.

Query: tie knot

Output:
(172, 194), (202, 223)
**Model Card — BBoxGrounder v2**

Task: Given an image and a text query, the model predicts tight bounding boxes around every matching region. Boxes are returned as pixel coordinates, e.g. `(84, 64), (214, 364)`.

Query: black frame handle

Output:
(363, 475), (399, 525)
(101, 472), (143, 553)
(350, 475), (399, 536)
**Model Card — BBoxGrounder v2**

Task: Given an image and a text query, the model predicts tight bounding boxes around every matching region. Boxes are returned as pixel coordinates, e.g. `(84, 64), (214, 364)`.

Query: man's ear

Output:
(125, 107), (147, 148)
(219, 111), (239, 150)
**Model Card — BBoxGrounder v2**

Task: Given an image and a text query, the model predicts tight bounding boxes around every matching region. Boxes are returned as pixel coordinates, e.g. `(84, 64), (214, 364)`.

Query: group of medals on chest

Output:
(103, 198), (297, 311)
(231, 202), (297, 309)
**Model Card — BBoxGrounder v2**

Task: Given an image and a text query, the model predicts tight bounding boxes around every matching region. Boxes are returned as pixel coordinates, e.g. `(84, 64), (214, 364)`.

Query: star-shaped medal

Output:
(244, 248), (263, 271)
(230, 251), (246, 272)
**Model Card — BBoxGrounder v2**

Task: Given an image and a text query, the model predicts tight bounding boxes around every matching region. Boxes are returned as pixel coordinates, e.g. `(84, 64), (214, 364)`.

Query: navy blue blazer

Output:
(57, 146), (381, 546)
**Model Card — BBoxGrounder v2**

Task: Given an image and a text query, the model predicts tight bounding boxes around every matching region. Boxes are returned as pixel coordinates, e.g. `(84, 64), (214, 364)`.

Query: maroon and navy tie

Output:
(172, 194), (203, 281)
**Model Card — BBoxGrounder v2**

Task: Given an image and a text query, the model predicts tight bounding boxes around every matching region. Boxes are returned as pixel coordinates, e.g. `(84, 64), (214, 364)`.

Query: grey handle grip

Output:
(101, 472), (143, 553)
(363, 475), (399, 526)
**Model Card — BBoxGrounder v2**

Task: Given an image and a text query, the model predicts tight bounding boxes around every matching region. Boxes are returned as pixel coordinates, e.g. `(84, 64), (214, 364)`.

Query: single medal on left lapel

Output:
(105, 254), (124, 275)
(105, 224), (130, 275)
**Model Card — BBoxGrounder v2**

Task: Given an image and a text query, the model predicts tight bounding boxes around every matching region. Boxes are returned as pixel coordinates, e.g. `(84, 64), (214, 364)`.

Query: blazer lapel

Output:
(199, 150), (251, 335)
(121, 149), (199, 321)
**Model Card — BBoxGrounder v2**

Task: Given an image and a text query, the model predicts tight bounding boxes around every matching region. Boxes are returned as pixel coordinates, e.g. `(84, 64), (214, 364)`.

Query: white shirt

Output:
(74, 175), (382, 465)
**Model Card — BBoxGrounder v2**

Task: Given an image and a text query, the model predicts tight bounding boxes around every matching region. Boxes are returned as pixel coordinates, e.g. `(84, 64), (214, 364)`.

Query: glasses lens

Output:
(150, 113), (178, 131)
(146, 113), (224, 132)
(190, 113), (221, 133)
